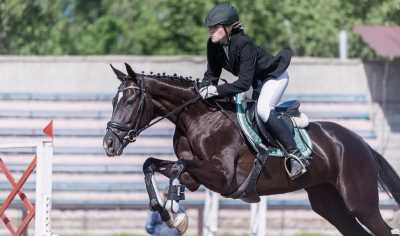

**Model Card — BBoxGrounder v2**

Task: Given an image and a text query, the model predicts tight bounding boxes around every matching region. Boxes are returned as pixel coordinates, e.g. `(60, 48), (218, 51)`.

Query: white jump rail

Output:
(203, 189), (267, 236)
(0, 140), (54, 236)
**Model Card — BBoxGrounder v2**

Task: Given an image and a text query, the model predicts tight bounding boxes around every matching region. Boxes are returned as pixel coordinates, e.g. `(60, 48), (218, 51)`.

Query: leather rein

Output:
(107, 78), (201, 150)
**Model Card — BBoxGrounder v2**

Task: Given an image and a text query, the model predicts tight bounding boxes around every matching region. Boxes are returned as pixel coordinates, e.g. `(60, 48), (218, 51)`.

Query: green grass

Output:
(108, 234), (145, 236)
(57, 232), (329, 236)
(111, 234), (144, 236)
(60, 234), (144, 236)
(295, 233), (329, 236)
(217, 233), (329, 236)
(219, 234), (248, 236)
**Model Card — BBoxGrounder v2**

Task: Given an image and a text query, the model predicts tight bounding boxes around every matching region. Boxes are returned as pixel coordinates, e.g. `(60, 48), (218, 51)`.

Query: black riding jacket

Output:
(204, 29), (292, 99)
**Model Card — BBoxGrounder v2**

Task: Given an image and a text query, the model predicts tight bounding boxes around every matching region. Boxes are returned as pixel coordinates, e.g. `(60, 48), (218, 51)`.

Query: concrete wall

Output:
(0, 56), (370, 96)
(288, 57), (369, 96)
(363, 60), (400, 133)
(0, 56), (202, 93)
(363, 60), (400, 170)
(364, 60), (400, 104)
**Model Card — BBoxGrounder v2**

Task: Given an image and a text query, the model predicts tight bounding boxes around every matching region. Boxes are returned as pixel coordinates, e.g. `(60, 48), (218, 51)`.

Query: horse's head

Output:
(103, 63), (154, 157)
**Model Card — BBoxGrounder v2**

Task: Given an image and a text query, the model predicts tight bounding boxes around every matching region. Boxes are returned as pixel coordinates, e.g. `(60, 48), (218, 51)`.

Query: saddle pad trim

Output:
(235, 93), (312, 158)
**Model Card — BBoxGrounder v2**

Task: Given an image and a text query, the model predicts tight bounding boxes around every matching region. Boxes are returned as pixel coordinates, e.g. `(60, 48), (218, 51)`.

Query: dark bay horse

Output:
(103, 63), (400, 236)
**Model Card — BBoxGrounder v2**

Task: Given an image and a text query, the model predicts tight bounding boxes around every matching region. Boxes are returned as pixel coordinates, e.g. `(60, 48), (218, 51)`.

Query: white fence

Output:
(0, 140), (54, 236)
(203, 189), (267, 236)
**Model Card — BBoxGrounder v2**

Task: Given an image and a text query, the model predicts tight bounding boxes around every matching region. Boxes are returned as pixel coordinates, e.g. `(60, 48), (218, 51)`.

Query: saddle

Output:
(245, 100), (298, 147)
(222, 93), (313, 203)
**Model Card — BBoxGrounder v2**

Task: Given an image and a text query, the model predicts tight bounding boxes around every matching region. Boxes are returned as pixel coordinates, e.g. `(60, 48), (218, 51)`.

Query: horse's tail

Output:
(371, 147), (400, 205)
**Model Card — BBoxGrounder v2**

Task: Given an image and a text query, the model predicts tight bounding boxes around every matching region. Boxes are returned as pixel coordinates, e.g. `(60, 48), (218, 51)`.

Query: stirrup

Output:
(284, 153), (307, 180)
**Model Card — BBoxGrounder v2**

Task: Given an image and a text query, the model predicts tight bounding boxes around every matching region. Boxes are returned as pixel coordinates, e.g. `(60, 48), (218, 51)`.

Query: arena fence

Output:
(0, 141), (53, 236)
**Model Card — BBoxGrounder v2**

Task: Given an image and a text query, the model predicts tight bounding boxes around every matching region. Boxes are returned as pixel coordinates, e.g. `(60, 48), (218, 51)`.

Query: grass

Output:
(59, 232), (329, 236)
(61, 234), (145, 236)
(295, 233), (329, 236)
(110, 234), (143, 236)
(108, 234), (144, 236)
(218, 233), (329, 236)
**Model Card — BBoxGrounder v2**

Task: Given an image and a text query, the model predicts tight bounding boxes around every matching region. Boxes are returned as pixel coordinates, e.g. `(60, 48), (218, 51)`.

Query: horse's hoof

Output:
(174, 212), (189, 234)
(165, 208), (189, 234)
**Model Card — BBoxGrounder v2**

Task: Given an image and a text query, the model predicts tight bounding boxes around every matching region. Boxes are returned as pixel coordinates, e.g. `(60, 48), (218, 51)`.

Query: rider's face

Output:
(208, 25), (227, 43)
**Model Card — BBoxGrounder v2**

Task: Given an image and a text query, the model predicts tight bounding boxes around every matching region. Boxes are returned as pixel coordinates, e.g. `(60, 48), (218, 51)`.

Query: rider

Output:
(199, 3), (309, 179)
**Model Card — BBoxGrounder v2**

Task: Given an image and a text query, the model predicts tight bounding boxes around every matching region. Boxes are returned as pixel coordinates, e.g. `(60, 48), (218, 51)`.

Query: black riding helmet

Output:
(204, 3), (239, 27)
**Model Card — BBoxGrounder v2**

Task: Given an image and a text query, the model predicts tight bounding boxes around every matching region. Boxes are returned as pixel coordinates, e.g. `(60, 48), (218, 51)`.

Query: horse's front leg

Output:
(142, 157), (189, 234)
(172, 129), (201, 192)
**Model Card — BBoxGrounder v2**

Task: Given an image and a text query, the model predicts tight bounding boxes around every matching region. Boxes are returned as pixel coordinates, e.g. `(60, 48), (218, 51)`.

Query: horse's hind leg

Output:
(340, 183), (392, 236)
(306, 184), (372, 236)
(338, 169), (393, 236)
(337, 150), (393, 235)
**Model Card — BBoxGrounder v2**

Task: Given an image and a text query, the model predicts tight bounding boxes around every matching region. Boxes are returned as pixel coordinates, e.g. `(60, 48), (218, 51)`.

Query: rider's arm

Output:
(204, 64), (221, 86)
(203, 39), (223, 86)
(216, 42), (257, 96)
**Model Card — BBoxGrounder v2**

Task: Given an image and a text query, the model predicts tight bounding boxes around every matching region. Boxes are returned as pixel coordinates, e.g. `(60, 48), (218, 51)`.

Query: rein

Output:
(133, 95), (201, 137)
(108, 76), (241, 152)
(195, 77), (241, 130)
(107, 78), (201, 149)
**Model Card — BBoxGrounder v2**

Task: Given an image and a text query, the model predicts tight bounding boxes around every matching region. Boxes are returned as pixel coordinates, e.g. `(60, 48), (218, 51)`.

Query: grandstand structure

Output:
(0, 56), (398, 235)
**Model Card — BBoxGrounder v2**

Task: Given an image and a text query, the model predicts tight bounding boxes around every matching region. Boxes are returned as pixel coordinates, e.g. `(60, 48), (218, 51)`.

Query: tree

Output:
(0, 0), (60, 54)
(0, 0), (398, 57)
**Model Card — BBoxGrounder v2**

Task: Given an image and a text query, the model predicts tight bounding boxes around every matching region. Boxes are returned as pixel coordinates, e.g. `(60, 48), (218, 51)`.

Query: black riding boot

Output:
(264, 110), (309, 179)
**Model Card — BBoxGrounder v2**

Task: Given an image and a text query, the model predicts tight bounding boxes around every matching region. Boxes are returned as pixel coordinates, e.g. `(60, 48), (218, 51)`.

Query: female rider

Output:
(199, 3), (309, 179)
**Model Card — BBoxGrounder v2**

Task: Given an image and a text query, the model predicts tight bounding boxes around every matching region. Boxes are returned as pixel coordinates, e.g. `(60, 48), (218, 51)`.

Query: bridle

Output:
(107, 77), (201, 150)
(106, 78), (147, 150)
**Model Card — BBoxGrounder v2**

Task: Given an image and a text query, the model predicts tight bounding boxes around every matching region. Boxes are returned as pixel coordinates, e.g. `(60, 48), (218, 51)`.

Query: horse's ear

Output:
(124, 63), (137, 80)
(110, 64), (127, 82)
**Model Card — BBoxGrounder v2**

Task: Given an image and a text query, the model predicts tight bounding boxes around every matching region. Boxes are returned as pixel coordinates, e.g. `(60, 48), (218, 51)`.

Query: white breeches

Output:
(256, 70), (289, 122)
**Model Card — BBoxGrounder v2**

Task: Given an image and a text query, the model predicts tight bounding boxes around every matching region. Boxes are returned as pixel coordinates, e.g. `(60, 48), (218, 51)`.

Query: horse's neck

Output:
(147, 78), (237, 133)
(148, 78), (204, 125)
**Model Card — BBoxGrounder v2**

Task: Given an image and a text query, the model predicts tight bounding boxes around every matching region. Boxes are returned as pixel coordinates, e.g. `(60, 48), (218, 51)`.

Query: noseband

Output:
(107, 78), (147, 149)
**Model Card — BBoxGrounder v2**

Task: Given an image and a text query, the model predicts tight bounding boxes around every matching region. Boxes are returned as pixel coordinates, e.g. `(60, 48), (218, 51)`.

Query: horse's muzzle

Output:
(103, 130), (129, 157)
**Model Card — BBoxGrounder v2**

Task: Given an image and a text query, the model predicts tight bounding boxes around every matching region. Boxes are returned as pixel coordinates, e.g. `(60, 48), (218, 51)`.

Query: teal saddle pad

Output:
(234, 93), (312, 158)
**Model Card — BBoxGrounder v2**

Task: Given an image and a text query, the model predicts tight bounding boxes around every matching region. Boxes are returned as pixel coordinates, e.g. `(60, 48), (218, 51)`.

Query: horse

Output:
(103, 63), (400, 236)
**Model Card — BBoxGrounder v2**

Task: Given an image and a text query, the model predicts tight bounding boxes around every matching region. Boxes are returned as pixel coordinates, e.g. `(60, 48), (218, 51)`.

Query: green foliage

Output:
(0, 0), (399, 58)
(0, 0), (59, 54)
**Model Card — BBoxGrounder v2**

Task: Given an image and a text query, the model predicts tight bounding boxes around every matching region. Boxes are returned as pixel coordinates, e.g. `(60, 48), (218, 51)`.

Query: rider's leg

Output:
(256, 71), (289, 122)
(256, 71), (309, 179)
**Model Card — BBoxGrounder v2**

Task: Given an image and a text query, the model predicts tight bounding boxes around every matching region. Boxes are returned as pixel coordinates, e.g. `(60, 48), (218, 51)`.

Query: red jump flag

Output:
(42, 120), (54, 140)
